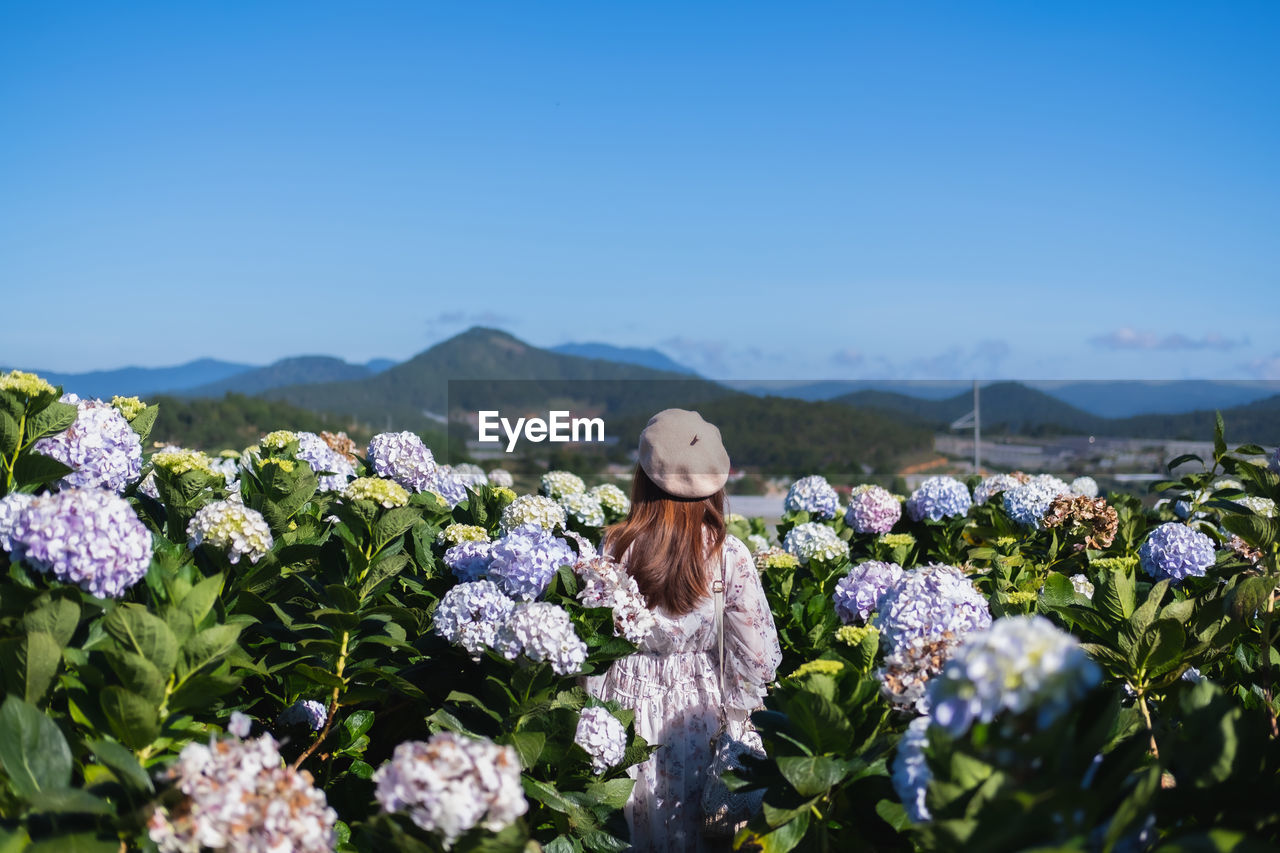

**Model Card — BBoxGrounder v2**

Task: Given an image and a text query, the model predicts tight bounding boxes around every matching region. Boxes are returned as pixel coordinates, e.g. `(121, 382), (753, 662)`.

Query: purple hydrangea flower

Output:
(487, 523), (575, 601)
(0, 492), (35, 552)
(444, 540), (495, 582)
(33, 395), (142, 493)
(834, 560), (904, 624)
(845, 485), (901, 534)
(494, 601), (588, 675)
(785, 475), (840, 520)
(905, 477), (971, 522)
(428, 466), (470, 508)
(10, 488), (152, 598)
(876, 563), (992, 655)
(368, 431), (437, 492)
(1139, 522), (1216, 582)
(296, 432), (356, 492)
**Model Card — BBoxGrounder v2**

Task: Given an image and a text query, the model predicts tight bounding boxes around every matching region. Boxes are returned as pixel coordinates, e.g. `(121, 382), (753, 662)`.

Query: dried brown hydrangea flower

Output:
(1042, 495), (1119, 551)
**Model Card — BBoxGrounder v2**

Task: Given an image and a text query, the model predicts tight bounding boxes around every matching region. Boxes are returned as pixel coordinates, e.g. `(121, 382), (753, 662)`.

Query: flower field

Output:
(2, 369), (1280, 851)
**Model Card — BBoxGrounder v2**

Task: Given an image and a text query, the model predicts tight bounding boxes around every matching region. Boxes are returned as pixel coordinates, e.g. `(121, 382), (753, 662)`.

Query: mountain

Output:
(365, 358), (397, 374)
(178, 356), (377, 397)
(1030, 380), (1280, 418)
(149, 393), (375, 451)
(262, 328), (731, 431)
(836, 382), (1103, 435)
(549, 343), (698, 375)
(727, 380), (970, 402)
(4, 358), (256, 399)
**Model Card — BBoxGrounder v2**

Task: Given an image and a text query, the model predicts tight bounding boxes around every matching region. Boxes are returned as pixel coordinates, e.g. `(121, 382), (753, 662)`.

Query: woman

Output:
(586, 409), (782, 851)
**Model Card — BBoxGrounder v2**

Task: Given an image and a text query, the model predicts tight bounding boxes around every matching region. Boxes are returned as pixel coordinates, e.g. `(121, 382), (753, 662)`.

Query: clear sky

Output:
(2, 1), (1277, 380)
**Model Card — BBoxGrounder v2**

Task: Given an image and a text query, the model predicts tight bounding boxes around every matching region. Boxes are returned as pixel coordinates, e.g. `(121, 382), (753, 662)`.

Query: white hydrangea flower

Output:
(342, 477), (410, 508)
(540, 470), (586, 500)
(1236, 495), (1277, 518)
(437, 523), (490, 546)
(575, 555), (656, 644)
(746, 533), (769, 554)
(494, 601), (588, 675)
(372, 733), (527, 848)
(1070, 574), (1095, 599)
(148, 728), (337, 853)
(499, 494), (566, 533)
(782, 522), (850, 565)
(574, 706), (627, 774)
(561, 491), (605, 527)
(928, 615), (1101, 736)
(589, 483), (630, 518)
(187, 501), (273, 565)
(487, 468), (515, 488)
(1069, 476), (1099, 498)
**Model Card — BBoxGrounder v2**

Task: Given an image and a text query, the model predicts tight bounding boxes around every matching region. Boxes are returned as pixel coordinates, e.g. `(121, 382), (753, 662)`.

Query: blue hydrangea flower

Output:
(10, 488), (152, 598)
(368, 431), (437, 493)
(845, 484), (901, 534)
(444, 540), (495, 583)
(834, 560), (904, 624)
(1002, 475), (1070, 527)
(891, 716), (932, 823)
(875, 563), (991, 655)
(33, 395), (142, 493)
(277, 699), (328, 731)
(1139, 522), (1216, 582)
(928, 615), (1101, 736)
(494, 601), (588, 675)
(785, 475), (840, 520)
(487, 523), (576, 601)
(905, 477), (971, 522)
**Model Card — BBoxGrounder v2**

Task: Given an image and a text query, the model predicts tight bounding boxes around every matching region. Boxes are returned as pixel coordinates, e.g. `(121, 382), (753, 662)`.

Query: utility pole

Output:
(973, 380), (981, 474)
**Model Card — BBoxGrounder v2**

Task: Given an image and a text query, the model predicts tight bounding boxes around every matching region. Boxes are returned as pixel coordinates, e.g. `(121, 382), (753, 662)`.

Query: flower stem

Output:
(291, 630), (350, 770)
(1137, 692), (1159, 759)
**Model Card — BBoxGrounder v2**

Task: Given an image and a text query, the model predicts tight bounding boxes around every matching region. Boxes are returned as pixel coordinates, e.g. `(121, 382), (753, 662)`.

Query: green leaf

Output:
(741, 810), (811, 853)
(1136, 619), (1185, 679)
(102, 649), (166, 705)
(23, 402), (77, 444)
(87, 737), (154, 793)
(359, 553), (411, 599)
(12, 452), (73, 489)
(1039, 573), (1078, 608)
(167, 673), (242, 712)
(775, 755), (849, 797)
(1214, 411), (1227, 459)
(99, 686), (160, 750)
(24, 833), (119, 853)
(0, 695), (73, 797)
(179, 623), (242, 677)
(3, 631), (62, 703)
(343, 709), (375, 741)
(178, 573), (224, 627)
(104, 603), (179, 677)
(25, 787), (112, 815)
(1227, 575), (1278, 621)
(0, 409), (19, 456)
(295, 664), (345, 689)
(128, 404), (159, 442)
(22, 592), (81, 647)
(1167, 453), (1204, 473)
(506, 729), (546, 768)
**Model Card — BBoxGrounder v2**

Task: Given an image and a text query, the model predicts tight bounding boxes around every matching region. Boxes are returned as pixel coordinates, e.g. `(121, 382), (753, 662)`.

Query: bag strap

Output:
(713, 546), (727, 720)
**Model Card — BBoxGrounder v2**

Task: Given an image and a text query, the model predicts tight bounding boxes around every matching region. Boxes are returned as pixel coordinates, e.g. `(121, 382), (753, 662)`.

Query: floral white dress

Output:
(585, 534), (782, 852)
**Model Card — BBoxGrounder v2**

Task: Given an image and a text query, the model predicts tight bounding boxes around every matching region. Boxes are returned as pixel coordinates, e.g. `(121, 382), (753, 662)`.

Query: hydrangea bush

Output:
(4, 374), (1280, 853)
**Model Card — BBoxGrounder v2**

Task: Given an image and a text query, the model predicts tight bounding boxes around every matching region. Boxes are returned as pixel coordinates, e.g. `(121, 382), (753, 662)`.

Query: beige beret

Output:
(638, 409), (730, 499)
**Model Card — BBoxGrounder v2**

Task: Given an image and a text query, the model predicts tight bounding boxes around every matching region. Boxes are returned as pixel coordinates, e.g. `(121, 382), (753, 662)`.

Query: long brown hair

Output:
(603, 466), (727, 616)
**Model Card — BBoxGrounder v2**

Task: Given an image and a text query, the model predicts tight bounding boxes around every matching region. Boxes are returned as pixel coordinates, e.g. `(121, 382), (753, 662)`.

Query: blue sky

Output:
(2, 1), (1277, 380)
